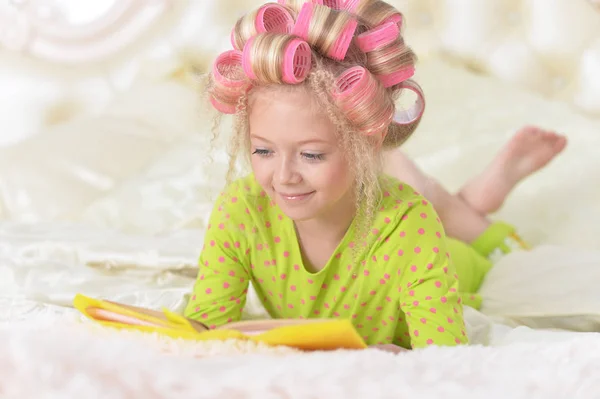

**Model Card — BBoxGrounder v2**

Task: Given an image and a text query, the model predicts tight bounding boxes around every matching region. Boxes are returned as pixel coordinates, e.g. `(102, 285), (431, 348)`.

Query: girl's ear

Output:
(372, 128), (387, 149)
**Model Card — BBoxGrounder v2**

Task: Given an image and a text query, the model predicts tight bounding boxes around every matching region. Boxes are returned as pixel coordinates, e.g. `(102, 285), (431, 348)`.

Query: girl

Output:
(184, 0), (566, 351)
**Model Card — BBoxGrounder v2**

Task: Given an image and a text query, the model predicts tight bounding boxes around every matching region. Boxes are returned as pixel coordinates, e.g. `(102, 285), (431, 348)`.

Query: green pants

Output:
(449, 222), (529, 309)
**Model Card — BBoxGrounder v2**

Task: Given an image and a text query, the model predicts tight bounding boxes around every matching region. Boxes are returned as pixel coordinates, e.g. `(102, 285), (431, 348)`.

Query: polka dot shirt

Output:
(184, 175), (468, 349)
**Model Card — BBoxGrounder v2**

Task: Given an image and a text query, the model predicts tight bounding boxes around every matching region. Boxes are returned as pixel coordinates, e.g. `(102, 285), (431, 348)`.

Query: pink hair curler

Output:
(256, 3), (294, 34)
(333, 66), (394, 135)
(211, 50), (249, 114)
(242, 35), (312, 84)
(378, 65), (415, 88)
(383, 13), (403, 30)
(241, 36), (258, 80)
(213, 50), (247, 89)
(282, 39), (312, 84)
(355, 21), (399, 53)
(344, 0), (360, 12)
(277, 0), (324, 6)
(231, 3), (294, 50)
(322, 0), (343, 9)
(392, 79), (425, 126)
(293, 2), (357, 61)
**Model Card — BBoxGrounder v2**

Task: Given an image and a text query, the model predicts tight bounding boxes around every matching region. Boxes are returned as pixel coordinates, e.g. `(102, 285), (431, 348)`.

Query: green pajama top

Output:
(184, 174), (469, 349)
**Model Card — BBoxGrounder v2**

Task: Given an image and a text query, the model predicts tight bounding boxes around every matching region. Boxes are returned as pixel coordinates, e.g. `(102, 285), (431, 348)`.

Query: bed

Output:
(1, 0), (600, 397)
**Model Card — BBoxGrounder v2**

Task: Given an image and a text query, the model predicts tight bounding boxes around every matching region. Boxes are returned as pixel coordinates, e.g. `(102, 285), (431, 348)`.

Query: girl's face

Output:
(248, 87), (355, 222)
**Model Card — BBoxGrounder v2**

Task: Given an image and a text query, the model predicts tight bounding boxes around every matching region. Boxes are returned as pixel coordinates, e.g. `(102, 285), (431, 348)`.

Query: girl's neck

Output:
(294, 193), (356, 247)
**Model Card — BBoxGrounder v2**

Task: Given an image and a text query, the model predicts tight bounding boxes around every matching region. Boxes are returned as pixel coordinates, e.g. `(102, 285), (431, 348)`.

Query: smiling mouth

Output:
(277, 191), (315, 201)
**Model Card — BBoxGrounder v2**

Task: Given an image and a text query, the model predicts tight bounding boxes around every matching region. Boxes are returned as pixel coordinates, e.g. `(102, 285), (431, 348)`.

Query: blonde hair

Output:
(206, 0), (421, 234)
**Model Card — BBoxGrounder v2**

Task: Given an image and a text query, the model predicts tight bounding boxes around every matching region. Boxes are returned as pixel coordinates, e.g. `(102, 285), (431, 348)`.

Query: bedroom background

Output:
(1, 1), (600, 397)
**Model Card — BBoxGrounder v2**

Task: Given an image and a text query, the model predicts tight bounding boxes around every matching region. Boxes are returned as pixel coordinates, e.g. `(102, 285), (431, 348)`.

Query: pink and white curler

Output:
(379, 65), (415, 88)
(292, 2), (358, 61)
(231, 3), (294, 50)
(392, 79), (425, 126)
(383, 13), (403, 30)
(210, 50), (250, 114)
(355, 21), (399, 53)
(242, 34), (312, 84)
(333, 66), (395, 135)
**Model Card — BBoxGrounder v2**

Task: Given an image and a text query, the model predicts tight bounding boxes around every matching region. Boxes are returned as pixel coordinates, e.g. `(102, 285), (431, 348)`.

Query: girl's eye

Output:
(302, 153), (325, 161)
(252, 149), (272, 157)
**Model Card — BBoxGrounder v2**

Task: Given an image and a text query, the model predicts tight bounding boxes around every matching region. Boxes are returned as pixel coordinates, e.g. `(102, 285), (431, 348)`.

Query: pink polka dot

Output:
(397, 249), (404, 256)
(274, 236), (281, 243)
(427, 339), (434, 345)
(307, 279), (314, 284)
(455, 338), (462, 344)
(430, 308), (437, 313)
(410, 265), (417, 272)
(379, 279), (386, 285)
(443, 267), (448, 274)
(234, 242), (240, 248)
(218, 256), (225, 263)
(372, 229), (379, 235)
(441, 296), (447, 303)
(437, 326), (445, 332)
(283, 251), (290, 258)
(314, 310), (320, 315)
(228, 270), (235, 277)
(300, 299), (306, 305)
(205, 288), (212, 294)
(288, 304), (294, 309)
(280, 274), (287, 280)
(194, 306), (200, 312)
(340, 286), (347, 292)
(383, 254), (390, 261)
(344, 304), (350, 309)
(384, 217), (391, 224)
(290, 285), (296, 291)
(418, 228), (425, 235)
(201, 313), (208, 319)
(420, 318), (427, 324)
(322, 283), (328, 289)
(192, 295), (196, 301)
(414, 330), (419, 337)
(369, 290), (376, 295)
(264, 260), (270, 266)
(219, 306), (226, 312)
(223, 282), (230, 289)
(294, 264), (300, 271)
(425, 296), (432, 300)
(420, 212), (427, 219)
(399, 231), (406, 238)
(433, 247), (439, 253)
(447, 317), (454, 323)
(231, 197), (238, 203)
(334, 274), (340, 280)
(364, 270), (370, 276)
(435, 281), (442, 288)
(413, 300), (419, 306)
(310, 296), (317, 301)
(210, 240), (215, 247)
(218, 223), (225, 230)
(414, 247), (421, 254)
(408, 290), (415, 296)
(436, 232), (441, 238)
(427, 263), (433, 270)
(265, 221), (271, 228)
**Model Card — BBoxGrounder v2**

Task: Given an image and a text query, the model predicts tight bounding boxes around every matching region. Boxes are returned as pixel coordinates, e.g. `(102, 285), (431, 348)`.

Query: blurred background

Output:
(0, 0), (599, 247)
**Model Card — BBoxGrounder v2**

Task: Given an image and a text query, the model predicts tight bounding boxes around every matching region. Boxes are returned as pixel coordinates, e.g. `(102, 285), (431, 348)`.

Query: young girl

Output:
(184, 0), (566, 351)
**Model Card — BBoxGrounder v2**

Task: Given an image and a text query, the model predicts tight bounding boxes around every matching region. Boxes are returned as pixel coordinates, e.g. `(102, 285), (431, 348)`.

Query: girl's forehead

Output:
(248, 86), (338, 143)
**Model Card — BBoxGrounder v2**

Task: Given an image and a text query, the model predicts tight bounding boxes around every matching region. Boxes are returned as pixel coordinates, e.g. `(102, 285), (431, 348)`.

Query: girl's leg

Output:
(458, 126), (567, 215)
(383, 149), (491, 243)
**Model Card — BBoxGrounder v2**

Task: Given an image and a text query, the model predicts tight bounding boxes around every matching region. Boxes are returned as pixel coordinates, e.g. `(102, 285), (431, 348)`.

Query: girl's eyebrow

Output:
(250, 135), (331, 146)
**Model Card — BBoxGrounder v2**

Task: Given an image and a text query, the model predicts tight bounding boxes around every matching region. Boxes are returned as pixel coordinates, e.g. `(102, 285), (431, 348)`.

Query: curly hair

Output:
(205, 0), (423, 236)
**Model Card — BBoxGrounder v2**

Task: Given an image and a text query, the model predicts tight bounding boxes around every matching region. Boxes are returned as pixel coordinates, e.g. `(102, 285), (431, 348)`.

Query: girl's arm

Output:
(184, 193), (251, 328)
(397, 201), (469, 348)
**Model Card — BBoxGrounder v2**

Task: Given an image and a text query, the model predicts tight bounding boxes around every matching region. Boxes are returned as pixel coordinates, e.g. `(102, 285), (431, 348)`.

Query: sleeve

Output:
(396, 200), (469, 348)
(184, 191), (250, 328)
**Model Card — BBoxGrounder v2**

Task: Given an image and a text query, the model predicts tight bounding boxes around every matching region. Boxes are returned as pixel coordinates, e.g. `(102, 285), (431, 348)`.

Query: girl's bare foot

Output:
(459, 126), (567, 215)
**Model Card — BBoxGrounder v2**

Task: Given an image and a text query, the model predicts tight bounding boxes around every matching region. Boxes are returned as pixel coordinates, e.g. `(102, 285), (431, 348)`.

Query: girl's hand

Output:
(370, 344), (408, 353)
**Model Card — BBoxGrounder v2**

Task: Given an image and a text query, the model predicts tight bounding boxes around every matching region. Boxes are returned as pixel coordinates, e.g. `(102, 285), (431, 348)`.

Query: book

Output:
(73, 294), (367, 351)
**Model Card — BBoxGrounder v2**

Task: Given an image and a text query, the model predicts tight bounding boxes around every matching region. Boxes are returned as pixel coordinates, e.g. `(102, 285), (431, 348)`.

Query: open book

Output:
(73, 294), (367, 351)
